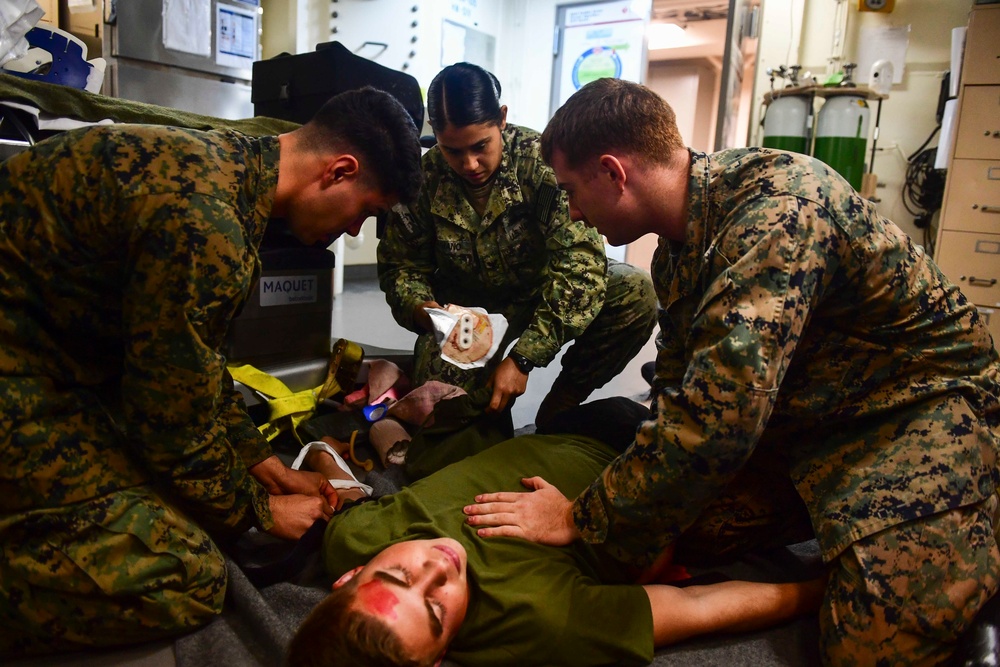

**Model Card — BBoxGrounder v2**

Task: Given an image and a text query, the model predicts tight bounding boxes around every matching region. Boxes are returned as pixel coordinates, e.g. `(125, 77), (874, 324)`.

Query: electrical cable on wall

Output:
(902, 123), (946, 256)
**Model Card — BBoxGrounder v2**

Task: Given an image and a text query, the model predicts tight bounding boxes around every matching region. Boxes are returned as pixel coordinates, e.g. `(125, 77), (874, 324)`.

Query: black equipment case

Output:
(251, 41), (424, 130)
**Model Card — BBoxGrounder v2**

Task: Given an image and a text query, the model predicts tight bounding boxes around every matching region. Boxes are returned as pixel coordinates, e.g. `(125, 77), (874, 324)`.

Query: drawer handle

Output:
(965, 276), (998, 287)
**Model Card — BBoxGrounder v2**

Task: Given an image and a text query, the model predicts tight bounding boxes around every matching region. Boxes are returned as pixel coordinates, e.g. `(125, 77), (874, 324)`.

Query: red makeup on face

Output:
(358, 580), (399, 619)
(343, 537), (471, 663)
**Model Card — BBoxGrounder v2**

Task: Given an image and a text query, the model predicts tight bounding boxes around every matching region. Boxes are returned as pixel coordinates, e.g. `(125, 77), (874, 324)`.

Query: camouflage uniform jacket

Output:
(0, 125), (279, 535)
(573, 148), (1000, 567)
(378, 123), (607, 367)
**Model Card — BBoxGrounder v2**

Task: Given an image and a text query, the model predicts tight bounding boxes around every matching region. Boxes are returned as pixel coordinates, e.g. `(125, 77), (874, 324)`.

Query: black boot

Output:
(534, 378), (592, 431)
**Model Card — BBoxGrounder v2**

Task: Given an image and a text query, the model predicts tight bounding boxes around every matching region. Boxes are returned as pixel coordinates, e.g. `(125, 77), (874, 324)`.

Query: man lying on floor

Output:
(285, 398), (826, 667)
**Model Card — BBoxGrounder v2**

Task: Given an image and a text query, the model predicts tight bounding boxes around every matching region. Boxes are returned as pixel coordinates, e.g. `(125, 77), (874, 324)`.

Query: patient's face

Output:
(337, 537), (470, 664)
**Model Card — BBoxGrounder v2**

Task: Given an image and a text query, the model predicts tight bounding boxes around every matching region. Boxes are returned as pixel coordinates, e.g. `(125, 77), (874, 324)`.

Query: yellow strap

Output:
(266, 392), (320, 421)
(228, 339), (366, 445)
(227, 364), (291, 396)
(318, 339), (365, 401)
(229, 363), (320, 444)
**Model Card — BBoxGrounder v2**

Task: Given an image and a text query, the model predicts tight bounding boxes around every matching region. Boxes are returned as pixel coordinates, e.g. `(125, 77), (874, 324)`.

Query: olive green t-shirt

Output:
(324, 434), (654, 666)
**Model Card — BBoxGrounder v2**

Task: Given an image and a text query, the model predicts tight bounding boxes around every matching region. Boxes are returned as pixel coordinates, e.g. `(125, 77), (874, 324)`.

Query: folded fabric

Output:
(290, 440), (373, 496)
(0, 71), (300, 135)
(0, 0), (43, 66)
(366, 358), (412, 405)
(349, 359), (467, 427)
(387, 380), (467, 426)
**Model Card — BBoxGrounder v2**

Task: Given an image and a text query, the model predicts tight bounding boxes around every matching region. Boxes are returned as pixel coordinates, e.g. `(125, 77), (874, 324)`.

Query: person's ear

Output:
(332, 566), (363, 590)
(322, 155), (360, 187)
(598, 154), (626, 192)
(499, 105), (508, 131)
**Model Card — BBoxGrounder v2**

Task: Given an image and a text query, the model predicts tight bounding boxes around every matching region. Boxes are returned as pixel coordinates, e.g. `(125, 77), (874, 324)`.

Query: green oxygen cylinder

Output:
(762, 94), (811, 155)
(813, 95), (870, 191)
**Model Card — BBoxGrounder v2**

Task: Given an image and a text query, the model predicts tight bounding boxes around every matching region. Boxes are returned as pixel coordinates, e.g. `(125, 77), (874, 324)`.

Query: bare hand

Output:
(486, 357), (528, 413)
(267, 493), (334, 540)
(463, 476), (580, 545)
(250, 455), (338, 507)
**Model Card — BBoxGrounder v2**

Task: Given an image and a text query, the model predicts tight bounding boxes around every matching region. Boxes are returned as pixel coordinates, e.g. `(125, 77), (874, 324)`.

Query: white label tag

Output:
(259, 275), (318, 306)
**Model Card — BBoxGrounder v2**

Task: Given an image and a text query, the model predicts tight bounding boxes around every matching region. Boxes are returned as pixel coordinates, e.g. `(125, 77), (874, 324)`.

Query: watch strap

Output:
(508, 352), (535, 374)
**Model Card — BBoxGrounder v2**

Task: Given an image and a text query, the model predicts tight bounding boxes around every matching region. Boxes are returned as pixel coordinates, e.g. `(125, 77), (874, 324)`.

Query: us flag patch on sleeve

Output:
(535, 183), (557, 224)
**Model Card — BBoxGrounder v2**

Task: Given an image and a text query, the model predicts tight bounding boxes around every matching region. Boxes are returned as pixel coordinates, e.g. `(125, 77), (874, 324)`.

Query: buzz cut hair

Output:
(300, 86), (423, 205)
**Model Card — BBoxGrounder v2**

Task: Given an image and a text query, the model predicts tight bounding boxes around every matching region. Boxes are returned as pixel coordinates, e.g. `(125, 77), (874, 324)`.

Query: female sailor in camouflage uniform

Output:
(378, 63), (657, 427)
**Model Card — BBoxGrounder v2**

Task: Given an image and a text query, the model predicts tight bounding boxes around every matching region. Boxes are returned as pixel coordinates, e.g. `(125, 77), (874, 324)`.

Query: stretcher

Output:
(0, 71), (296, 153)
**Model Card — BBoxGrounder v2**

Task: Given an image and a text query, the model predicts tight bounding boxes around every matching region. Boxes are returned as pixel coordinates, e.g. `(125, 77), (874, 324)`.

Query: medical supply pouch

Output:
(425, 304), (508, 369)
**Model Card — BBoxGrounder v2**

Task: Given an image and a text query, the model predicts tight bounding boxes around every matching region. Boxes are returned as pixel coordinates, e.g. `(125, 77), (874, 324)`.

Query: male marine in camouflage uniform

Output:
(466, 79), (1000, 666)
(378, 122), (657, 425)
(0, 89), (422, 656)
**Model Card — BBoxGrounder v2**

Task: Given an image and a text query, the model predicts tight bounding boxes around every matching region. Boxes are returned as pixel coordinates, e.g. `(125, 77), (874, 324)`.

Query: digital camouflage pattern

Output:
(0, 124), (281, 654)
(1, 489), (226, 655)
(571, 147), (1000, 660)
(820, 493), (999, 665)
(378, 123), (656, 392)
(665, 447), (1000, 662)
(574, 147), (999, 565)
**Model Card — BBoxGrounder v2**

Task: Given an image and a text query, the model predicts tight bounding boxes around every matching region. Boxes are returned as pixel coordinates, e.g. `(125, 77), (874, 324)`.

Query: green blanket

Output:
(0, 72), (298, 136)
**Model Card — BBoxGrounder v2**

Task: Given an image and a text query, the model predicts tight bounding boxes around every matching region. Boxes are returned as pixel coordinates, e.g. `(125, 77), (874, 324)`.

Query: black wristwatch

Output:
(508, 352), (535, 374)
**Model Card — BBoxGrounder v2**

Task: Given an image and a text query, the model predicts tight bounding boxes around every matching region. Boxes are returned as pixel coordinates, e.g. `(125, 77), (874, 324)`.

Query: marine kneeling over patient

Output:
(285, 399), (827, 667)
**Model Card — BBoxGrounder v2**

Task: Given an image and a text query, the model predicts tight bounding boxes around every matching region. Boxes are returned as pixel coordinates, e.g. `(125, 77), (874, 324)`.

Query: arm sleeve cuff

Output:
(512, 330), (560, 368)
(248, 477), (274, 532)
(399, 295), (432, 332)
(573, 484), (610, 544)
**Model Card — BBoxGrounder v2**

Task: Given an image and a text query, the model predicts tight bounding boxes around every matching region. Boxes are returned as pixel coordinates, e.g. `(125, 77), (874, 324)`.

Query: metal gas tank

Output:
(814, 95), (870, 191)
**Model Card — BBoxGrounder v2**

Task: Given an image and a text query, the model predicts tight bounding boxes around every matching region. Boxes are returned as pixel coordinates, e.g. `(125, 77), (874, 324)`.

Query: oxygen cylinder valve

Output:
(841, 63), (858, 87)
(788, 65), (802, 86)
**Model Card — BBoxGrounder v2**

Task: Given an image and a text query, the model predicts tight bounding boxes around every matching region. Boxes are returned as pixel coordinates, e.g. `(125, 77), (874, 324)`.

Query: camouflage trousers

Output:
(0, 486), (226, 657)
(411, 259), (657, 398)
(672, 455), (1000, 666)
(0, 377), (228, 657)
(820, 493), (1000, 666)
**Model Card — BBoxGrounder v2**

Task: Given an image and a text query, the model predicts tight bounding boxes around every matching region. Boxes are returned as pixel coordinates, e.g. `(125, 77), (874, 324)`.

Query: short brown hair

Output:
(541, 78), (684, 168)
(286, 577), (430, 667)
